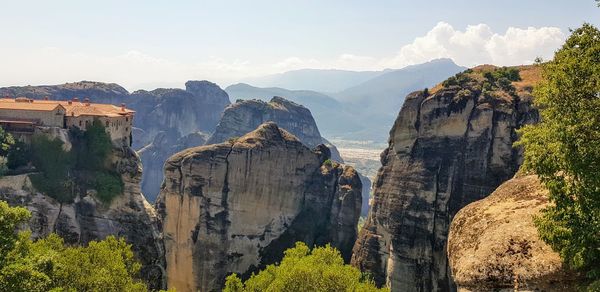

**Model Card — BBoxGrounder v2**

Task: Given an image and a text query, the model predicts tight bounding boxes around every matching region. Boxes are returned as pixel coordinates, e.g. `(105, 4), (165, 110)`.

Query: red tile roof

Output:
(0, 98), (134, 118)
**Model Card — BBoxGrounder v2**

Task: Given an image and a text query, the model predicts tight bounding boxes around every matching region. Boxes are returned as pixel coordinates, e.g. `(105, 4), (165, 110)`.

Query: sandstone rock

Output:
(206, 96), (344, 162)
(157, 122), (362, 292)
(352, 66), (540, 291)
(448, 175), (580, 291)
(0, 146), (165, 290)
(130, 81), (230, 148)
(138, 131), (209, 202)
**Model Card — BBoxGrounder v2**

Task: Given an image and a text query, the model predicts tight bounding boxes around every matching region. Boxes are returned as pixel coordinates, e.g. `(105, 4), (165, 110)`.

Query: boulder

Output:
(448, 175), (580, 291)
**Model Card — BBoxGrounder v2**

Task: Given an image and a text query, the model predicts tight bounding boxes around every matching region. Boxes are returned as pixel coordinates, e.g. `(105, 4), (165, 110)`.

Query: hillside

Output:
(334, 59), (466, 140)
(240, 68), (384, 93)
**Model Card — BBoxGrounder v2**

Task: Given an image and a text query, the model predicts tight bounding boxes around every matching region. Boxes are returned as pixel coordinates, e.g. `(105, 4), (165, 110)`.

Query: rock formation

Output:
(129, 81), (230, 148)
(138, 131), (209, 202)
(358, 173), (372, 217)
(0, 80), (232, 201)
(0, 146), (165, 290)
(351, 65), (540, 291)
(206, 96), (344, 162)
(157, 122), (362, 292)
(448, 175), (580, 291)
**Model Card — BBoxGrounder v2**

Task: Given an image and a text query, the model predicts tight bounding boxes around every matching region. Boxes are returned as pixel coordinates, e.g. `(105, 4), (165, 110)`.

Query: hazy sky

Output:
(1, 0), (599, 90)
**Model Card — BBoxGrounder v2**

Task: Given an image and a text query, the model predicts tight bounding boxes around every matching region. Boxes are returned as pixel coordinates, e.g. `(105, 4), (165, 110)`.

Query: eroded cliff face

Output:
(207, 96), (344, 162)
(351, 66), (540, 291)
(448, 175), (580, 291)
(130, 80), (230, 148)
(138, 131), (209, 202)
(0, 146), (165, 290)
(157, 122), (361, 292)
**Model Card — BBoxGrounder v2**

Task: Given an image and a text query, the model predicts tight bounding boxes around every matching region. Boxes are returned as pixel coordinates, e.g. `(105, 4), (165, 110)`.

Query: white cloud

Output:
(0, 22), (566, 90)
(383, 22), (565, 68)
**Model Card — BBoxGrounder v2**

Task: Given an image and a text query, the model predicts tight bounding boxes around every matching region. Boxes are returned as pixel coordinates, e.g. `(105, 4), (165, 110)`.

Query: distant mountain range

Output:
(241, 68), (385, 93)
(224, 84), (360, 136)
(227, 58), (466, 141)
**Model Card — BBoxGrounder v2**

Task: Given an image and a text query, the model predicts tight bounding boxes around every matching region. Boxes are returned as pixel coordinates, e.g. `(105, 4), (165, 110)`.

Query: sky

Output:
(1, 0), (599, 90)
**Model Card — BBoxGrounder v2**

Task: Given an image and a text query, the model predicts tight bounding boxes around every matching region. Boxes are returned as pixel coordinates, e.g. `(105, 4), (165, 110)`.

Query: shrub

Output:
(29, 173), (74, 203)
(0, 201), (148, 291)
(93, 171), (124, 204)
(7, 140), (31, 170)
(223, 242), (387, 292)
(74, 119), (112, 170)
(29, 135), (74, 202)
(30, 135), (73, 178)
(0, 127), (15, 157)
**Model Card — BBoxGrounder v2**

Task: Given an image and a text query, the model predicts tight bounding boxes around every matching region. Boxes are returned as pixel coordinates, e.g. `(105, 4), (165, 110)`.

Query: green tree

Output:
(516, 24), (600, 280)
(0, 201), (30, 266)
(29, 135), (74, 202)
(78, 119), (113, 170)
(30, 135), (72, 179)
(0, 127), (15, 157)
(7, 140), (31, 170)
(0, 200), (148, 292)
(223, 242), (388, 292)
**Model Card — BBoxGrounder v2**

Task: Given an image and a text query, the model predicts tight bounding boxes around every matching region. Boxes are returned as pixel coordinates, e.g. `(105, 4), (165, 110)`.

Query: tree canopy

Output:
(223, 242), (388, 292)
(516, 23), (600, 281)
(0, 200), (148, 291)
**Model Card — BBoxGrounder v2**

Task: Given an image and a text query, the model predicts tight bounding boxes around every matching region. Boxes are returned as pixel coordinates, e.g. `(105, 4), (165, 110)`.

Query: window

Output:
(125, 117), (128, 122)
(79, 121), (82, 127)
(105, 120), (109, 127)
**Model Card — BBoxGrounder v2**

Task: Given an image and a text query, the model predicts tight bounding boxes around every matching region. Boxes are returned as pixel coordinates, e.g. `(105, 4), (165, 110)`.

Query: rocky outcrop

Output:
(0, 80), (231, 201)
(138, 131), (209, 202)
(448, 175), (580, 291)
(130, 81), (230, 148)
(207, 96), (343, 162)
(351, 66), (540, 291)
(156, 122), (362, 292)
(0, 146), (165, 290)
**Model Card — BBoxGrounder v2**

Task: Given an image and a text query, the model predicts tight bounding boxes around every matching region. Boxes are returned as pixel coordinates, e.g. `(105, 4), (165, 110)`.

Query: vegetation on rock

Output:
(29, 135), (74, 203)
(6, 140), (30, 170)
(516, 23), (600, 283)
(23, 119), (123, 203)
(223, 242), (387, 292)
(0, 201), (148, 291)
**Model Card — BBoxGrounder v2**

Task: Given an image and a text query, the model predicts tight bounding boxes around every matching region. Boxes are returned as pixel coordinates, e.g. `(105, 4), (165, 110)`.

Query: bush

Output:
(0, 127), (15, 157)
(29, 173), (74, 203)
(516, 24), (600, 281)
(29, 135), (74, 203)
(0, 201), (148, 291)
(7, 140), (31, 170)
(30, 135), (72, 178)
(93, 171), (124, 203)
(74, 119), (112, 170)
(223, 242), (387, 292)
